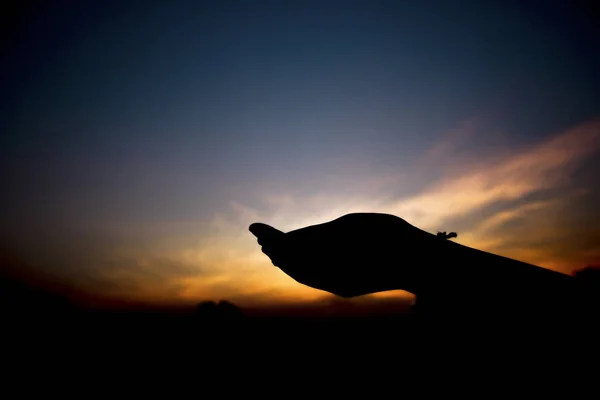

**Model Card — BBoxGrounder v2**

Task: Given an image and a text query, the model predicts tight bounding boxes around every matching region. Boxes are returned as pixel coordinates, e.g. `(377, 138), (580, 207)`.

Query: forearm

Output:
(416, 235), (580, 323)
(447, 240), (575, 296)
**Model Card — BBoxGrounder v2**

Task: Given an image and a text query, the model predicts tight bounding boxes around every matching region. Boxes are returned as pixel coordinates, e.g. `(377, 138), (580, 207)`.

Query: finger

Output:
(249, 223), (285, 246)
(260, 245), (281, 266)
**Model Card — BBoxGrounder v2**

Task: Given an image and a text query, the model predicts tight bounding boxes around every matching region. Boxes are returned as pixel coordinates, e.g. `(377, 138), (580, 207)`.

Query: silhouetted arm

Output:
(250, 213), (592, 328)
(445, 239), (573, 293)
(414, 235), (582, 326)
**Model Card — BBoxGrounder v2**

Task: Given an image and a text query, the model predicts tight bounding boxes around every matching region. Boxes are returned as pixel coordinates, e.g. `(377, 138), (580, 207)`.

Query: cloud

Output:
(223, 118), (599, 235)
(74, 253), (206, 303)
(470, 200), (555, 234)
(469, 202), (600, 274)
(419, 117), (479, 166)
(384, 118), (600, 230)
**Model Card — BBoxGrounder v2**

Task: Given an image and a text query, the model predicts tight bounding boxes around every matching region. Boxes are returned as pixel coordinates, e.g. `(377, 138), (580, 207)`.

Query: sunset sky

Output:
(2, 1), (599, 308)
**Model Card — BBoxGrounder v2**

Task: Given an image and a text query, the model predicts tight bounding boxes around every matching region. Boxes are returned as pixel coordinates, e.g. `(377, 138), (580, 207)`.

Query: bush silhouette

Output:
(195, 300), (244, 322)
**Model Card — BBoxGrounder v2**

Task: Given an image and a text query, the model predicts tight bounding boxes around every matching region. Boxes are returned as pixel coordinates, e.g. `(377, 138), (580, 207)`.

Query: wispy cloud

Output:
(419, 117), (479, 167)
(472, 200), (555, 234)
(384, 118), (600, 230)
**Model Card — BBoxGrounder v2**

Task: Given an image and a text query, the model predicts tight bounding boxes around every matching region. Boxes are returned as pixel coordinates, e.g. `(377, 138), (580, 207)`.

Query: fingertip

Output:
(249, 223), (267, 239)
(249, 223), (285, 240)
(248, 223), (260, 236)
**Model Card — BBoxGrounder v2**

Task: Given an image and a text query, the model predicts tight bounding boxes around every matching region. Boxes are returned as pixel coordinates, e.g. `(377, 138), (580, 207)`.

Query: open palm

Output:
(249, 213), (437, 297)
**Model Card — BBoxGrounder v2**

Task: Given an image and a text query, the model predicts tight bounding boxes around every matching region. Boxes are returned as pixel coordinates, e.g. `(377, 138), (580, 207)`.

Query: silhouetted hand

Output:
(249, 212), (584, 327)
(249, 213), (438, 297)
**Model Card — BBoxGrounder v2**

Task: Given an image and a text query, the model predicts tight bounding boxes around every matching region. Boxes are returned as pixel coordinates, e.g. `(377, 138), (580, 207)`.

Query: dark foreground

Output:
(2, 265), (598, 385)
(2, 305), (597, 397)
(4, 305), (591, 355)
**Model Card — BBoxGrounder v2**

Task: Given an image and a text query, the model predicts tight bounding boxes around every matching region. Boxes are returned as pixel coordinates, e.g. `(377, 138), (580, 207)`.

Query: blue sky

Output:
(2, 1), (599, 306)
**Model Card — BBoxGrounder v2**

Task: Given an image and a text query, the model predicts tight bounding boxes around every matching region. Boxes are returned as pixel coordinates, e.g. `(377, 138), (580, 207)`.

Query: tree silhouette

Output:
(574, 265), (600, 282)
(195, 300), (244, 322)
(572, 265), (600, 327)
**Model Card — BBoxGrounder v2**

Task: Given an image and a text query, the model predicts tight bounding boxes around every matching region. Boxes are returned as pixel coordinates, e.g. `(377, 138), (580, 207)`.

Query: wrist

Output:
(409, 232), (460, 297)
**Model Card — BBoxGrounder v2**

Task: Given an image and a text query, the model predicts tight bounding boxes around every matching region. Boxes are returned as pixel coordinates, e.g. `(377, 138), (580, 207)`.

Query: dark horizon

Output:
(0, 254), (415, 316)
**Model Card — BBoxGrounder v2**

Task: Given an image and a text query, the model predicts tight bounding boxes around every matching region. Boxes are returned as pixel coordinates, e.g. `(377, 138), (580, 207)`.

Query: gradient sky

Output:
(2, 1), (600, 308)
